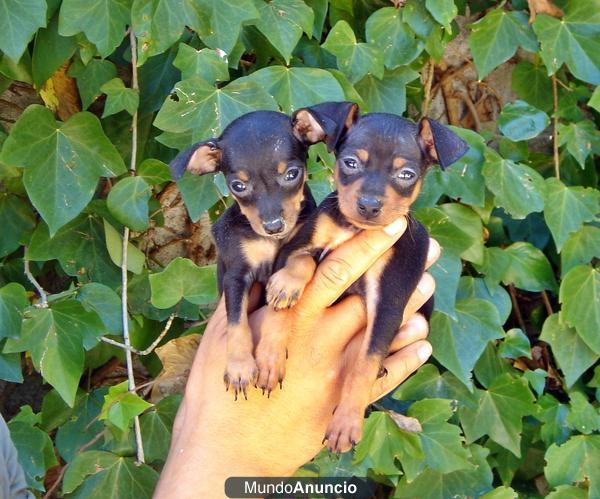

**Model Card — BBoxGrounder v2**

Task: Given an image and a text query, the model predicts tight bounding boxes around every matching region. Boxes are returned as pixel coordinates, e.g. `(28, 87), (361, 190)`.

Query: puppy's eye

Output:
(230, 180), (247, 193)
(284, 166), (300, 182)
(396, 168), (416, 181)
(343, 158), (357, 169)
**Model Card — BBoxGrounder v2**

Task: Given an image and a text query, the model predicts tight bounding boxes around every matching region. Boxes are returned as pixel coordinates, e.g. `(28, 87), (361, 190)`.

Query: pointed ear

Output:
(418, 118), (469, 169)
(169, 140), (221, 180)
(292, 101), (359, 151)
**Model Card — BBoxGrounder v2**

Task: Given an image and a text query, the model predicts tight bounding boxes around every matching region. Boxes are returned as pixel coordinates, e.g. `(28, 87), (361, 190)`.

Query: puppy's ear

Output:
(418, 118), (469, 169)
(169, 140), (221, 180)
(292, 101), (359, 151)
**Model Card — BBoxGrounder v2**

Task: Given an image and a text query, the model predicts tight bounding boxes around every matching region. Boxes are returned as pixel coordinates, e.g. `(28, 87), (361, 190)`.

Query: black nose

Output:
(357, 196), (382, 219)
(262, 218), (285, 234)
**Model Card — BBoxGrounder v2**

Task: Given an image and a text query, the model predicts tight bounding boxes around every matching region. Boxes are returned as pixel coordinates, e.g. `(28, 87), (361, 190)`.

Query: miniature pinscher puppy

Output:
(267, 102), (468, 452)
(170, 107), (347, 399)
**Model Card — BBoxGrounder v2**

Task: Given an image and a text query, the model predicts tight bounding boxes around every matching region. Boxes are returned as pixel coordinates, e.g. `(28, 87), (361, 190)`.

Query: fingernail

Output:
(417, 274), (433, 295)
(418, 343), (432, 362)
(384, 217), (406, 236)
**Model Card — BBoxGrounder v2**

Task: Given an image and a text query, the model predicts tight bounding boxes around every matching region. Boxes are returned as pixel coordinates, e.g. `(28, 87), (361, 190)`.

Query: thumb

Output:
(299, 217), (407, 311)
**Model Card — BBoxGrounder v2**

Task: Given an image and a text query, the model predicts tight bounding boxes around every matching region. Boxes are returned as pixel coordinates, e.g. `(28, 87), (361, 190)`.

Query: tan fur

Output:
(277, 161), (287, 174)
(237, 170), (249, 182)
(356, 148), (369, 162)
(312, 212), (357, 251)
(237, 204), (263, 234)
(393, 157), (407, 169)
(241, 238), (278, 268)
(293, 110), (325, 143)
(419, 119), (438, 162)
(188, 144), (221, 175)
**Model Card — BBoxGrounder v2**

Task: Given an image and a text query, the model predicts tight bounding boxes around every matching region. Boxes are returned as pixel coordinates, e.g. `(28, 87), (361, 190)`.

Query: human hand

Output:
(155, 219), (439, 498)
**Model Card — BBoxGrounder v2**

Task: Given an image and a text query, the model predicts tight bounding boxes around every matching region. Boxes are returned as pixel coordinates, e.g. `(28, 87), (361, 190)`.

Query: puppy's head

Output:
(300, 106), (468, 228)
(170, 108), (349, 238)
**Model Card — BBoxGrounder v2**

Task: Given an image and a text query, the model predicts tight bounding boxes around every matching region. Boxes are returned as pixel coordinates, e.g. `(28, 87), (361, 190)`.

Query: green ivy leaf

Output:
(101, 78), (139, 118)
(140, 395), (181, 463)
(248, 66), (345, 114)
(536, 394), (572, 447)
(498, 100), (549, 141)
(501, 242), (558, 292)
(0, 193), (35, 257)
(0, 106), (126, 235)
(561, 225), (600, 276)
(460, 374), (535, 457)
(498, 328), (531, 360)
(27, 215), (121, 287)
(322, 20), (384, 83)
(0, 0), (46, 62)
(176, 173), (221, 222)
(58, 0), (130, 58)
(523, 368), (547, 396)
(172, 44), (229, 83)
(4, 301), (105, 406)
(8, 420), (57, 491)
(0, 349), (23, 383)
(107, 177), (152, 231)
(99, 381), (153, 431)
(468, 9), (537, 80)
(430, 299), (504, 388)
(439, 203), (484, 264)
(355, 67), (419, 115)
(457, 277), (512, 324)
(544, 435), (600, 498)
(546, 485), (588, 499)
(69, 59), (117, 110)
(365, 7), (423, 69)
(541, 314), (598, 388)
(557, 120), (600, 168)
(103, 220), (145, 275)
(149, 257), (217, 308)
(32, 14), (77, 88)
(511, 60), (553, 112)
(194, 0), (259, 56)
(429, 252), (461, 319)
(425, 0), (457, 29)
(481, 487), (519, 499)
(138, 159), (172, 185)
(354, 411), (422, 476)
(533, 1), (600, 84)
(254, 0), (314, 63)
(482, 149), (545, 220)
(543, 178), (600, 251)
(154, 77), (278, 142)
(589, 86), (600, 112)
(77, 283), (123, 334)
(560, 265), (600, 354)
(395, 444), (493, 498)
(566, 392), (600, 434)
(62, 450), (159, 497)
(0, 283), (28, 340)
(474, 343), (515, 389)
(415, 207), (474, 257)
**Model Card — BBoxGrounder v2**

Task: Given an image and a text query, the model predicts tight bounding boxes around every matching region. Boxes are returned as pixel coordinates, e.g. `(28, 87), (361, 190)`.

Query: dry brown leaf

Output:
(151, 334), (202, 403)
(389, 411), (423, 433)
(39, 61), (80, 121)
(527, 0), (564, 23)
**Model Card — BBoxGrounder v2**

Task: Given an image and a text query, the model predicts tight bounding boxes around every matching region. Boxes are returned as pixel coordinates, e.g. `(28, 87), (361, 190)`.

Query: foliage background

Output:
(0, 0), (598, 496)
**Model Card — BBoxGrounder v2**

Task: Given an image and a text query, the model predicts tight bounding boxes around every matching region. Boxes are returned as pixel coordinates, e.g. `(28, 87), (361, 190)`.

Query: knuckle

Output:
(316, 257), (353, 289)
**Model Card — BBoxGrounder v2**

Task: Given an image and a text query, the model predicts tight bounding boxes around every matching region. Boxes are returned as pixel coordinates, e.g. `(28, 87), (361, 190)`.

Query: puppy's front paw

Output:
(266, 268), (308, 310)
(255, 337), (287, 396)
(223, 354), (258, 401)
(323, 405), (364, 454)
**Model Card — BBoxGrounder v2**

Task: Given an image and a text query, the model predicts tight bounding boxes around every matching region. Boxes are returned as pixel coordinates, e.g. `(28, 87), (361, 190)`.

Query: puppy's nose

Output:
(262, 218), (285, 235)
(357, 196), (382, 219)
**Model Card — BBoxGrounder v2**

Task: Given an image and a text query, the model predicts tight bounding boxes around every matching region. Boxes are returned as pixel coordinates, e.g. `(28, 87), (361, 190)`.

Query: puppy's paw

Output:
(255, 338), (287, 396)
(266, 268), (308, 310)
(323, 406), (364, 454)
(223, 355), (258, 400)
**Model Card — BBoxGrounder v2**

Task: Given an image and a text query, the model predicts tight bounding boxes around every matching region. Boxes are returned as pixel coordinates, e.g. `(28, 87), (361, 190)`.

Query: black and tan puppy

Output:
(170, 107), (349, 399)
(267, 102), (468, 452)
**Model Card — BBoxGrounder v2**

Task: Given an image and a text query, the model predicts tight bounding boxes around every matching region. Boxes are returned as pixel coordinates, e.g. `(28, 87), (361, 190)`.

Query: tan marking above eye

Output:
(237, 170), (250, 182)
(277, 161), (287, 175)
(356, 149), (369, 162)
(393, 157), (407, 169)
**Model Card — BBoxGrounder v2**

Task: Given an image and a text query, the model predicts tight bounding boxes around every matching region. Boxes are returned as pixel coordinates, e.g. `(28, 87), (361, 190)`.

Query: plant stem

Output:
(23, 252), (48, 308)
(508, 284), (527, 332)
(552, 75), (560, 179)
(422, 58), (435, 117)
(101, 312), (176, 355)
(121, 27), (145, 464)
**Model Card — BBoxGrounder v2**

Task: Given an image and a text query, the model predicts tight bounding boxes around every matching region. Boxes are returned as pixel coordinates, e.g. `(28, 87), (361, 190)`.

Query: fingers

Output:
(388, 314), (429, 353)
(370, 340), (432, 402)
(425, 238), (440, 269)
(403, 273), (436, 320)
(300, 217), (408, 311)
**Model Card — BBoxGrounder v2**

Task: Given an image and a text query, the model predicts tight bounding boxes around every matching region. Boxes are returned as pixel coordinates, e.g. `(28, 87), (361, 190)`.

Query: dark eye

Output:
(397, 169), (416, 181)
(284, 167), (300, 182)
(230, 180), (247, 193)
(343, 158), (357, 169)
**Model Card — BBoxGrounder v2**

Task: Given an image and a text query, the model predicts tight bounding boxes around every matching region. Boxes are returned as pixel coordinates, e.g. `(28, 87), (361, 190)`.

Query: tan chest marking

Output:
(313, 213), (358, 259)
(241, 238), (278, 268)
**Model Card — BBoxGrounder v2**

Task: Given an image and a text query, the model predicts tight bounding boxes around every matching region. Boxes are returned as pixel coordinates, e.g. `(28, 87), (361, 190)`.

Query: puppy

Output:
(266, 102), (468, 451)
(170, 106), (351, 399)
